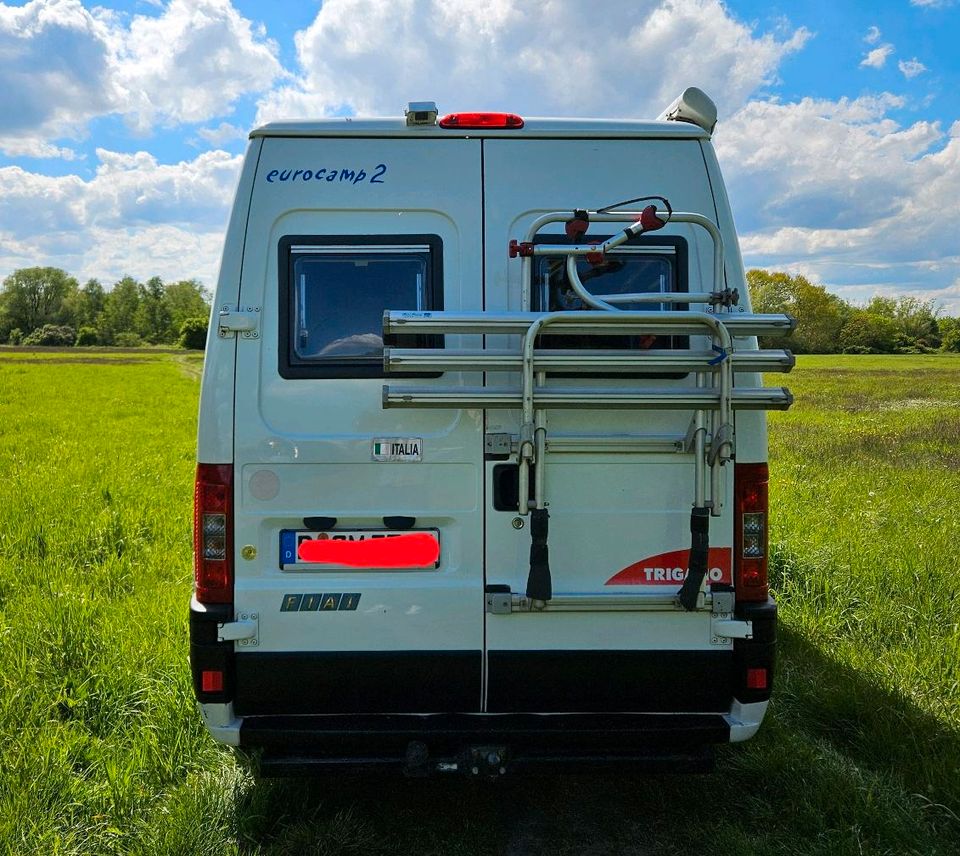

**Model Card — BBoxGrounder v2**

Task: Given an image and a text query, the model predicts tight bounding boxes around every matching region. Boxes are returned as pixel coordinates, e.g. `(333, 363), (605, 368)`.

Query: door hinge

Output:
(484, 433), (515, 457)
(218, 613), (259, 646)
(710, 590), (752, 644)
(485, 591), (513, 614)
(218, 306), (260, 339)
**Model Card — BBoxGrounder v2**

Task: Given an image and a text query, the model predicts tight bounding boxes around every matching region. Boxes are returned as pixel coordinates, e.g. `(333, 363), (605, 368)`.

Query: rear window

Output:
(532, 235), (688, 350)
(278, 235), (442, 378)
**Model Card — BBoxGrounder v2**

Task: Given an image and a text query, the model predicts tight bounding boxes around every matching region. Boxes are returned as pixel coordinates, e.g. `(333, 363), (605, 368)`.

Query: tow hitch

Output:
(404, 742), (509, 777)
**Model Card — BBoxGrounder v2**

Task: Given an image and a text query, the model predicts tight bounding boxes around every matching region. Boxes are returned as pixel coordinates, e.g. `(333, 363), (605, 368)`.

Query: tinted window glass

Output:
(532, 236), (688, 351)
(536, 249), (675, 314)
(293, 250), (428, 359)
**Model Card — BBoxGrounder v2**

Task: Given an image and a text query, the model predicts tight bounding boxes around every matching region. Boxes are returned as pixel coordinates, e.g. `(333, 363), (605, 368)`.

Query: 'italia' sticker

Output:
(372, 438), (422, 462)
(605, 548), (733, 586)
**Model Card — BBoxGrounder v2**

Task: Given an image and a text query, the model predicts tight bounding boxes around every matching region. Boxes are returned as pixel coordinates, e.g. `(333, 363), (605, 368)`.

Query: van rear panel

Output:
(191, 113), (785, 770)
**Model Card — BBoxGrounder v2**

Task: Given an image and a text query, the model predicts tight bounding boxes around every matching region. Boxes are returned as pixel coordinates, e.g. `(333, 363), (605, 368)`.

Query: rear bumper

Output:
(190, 596), (777, 770)
(240, 712), (728, 775)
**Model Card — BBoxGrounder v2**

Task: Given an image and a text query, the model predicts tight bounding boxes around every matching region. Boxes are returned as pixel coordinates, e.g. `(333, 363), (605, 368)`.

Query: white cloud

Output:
(257, 0), (810, 124)
(0, 137), (79, 159)
(0, 0), (281, 149)
(0, 148), (241, 286)
(0, 0), (117, 141)
(910, 0), (956, 8)
(860, 43), (894, 69)
(717, 99), (960, 312)
(898, 58), (927, 79)
(111, 0), (283, 132)
(863, 26), (881, 44)
(194, 122), (247, 146)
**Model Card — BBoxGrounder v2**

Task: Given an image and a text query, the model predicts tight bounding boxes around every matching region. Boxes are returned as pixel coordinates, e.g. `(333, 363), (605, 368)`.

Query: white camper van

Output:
(190, 90), (795, 775)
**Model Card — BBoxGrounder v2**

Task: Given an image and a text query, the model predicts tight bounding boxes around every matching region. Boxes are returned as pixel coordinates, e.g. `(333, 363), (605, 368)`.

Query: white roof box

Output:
(657, 87), (718, 134)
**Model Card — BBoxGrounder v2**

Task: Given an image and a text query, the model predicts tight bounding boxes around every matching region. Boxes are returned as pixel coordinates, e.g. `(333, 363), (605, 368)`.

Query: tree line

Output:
(2, 265), (958, 355)
(747, 269), (960, 354)
(0, 267), (211, 349)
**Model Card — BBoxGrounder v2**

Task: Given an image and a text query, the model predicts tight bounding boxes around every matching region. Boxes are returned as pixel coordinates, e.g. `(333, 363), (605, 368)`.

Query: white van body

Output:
(190, 94), (794, 775)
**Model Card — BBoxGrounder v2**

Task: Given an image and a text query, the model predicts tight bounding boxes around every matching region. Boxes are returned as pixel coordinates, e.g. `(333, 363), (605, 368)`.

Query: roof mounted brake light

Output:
(438, 112), (524, 129)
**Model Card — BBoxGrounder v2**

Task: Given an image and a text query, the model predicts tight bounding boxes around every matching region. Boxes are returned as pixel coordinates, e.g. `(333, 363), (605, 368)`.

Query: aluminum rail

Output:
(383, 310), (797, 338)
(384, 347), (796, 374)
(518, 210), (725, 312)
(508, 591), (698, 612)
(382, 385), (793, 410)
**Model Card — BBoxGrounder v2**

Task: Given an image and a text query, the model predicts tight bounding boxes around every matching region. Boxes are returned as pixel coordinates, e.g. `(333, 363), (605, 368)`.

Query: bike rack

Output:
(382, 207), (795, 610)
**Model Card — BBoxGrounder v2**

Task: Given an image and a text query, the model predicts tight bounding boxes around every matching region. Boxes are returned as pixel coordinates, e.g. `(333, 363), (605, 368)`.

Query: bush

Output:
(22, 325), (76, 346)
(839, 312), (898, 354)
(75, 326), (99, 347)
(178, 316), (208, 350)
(7, 328), (22, 345)
(113, 332), (142, 348)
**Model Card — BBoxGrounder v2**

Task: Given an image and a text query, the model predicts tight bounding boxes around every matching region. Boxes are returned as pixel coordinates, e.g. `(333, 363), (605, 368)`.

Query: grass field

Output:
(0, 351), (958, 855)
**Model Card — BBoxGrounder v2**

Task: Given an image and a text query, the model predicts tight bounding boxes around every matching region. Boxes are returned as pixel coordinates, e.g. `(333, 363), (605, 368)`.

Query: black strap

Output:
(525, 508), (552, 601)
(677, 507), (710, 611)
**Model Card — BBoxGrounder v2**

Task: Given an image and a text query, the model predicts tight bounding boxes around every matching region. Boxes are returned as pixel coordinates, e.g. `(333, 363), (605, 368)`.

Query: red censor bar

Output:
(297, 532), (440, 569)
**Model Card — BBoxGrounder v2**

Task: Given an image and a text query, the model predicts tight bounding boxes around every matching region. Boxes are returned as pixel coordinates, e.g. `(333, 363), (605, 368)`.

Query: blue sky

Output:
(1, 0), (958, 312)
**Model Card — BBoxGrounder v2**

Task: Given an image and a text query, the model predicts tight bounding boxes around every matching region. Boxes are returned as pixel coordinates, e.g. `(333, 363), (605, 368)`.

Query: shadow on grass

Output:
(223, 631), (960, 856)
(774, 625), (960, 811)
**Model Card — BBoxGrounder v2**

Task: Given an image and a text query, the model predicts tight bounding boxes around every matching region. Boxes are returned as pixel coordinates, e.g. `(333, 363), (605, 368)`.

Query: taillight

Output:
(193, 463), (233, 604)
(734, 462), (768, 602)
(438, 112), (524, 129)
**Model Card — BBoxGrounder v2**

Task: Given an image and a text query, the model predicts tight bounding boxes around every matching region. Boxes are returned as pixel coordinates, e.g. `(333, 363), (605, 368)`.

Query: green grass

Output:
(0, 351), (958, 855)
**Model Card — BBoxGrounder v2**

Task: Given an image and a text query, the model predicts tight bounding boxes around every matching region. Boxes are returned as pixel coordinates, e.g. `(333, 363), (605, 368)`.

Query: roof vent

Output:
(405, 101), (439, 126)
(657, 87), (717, 134)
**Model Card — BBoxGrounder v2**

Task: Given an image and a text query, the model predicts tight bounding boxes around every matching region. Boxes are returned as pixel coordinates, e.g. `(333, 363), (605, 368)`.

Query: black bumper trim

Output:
(240, 712), (729, 773)
(487, 649), (735, 713)
(233, 651), (482, 716)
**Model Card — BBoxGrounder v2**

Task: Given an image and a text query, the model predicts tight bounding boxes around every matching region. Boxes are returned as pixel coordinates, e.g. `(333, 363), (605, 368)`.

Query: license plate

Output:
(280, 529), (440, 570)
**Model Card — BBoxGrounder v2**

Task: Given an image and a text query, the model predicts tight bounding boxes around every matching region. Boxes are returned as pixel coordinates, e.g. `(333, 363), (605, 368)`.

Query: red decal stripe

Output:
(297, 533), (440, 568)
(605, 547), (732, 586)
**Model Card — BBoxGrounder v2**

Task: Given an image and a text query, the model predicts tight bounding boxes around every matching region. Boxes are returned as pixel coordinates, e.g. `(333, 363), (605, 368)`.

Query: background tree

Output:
(864, 295), (940, 351)
(163, 280), (210, 335)
(746, 269), (847, 353)
(135, 276), (174, 344)
(62, 279), (106, 332)
(0, 267), (78, 341)
(839, 311), (899, 353)
(99, 276), (142, 345)
(938, 316), (960, 353)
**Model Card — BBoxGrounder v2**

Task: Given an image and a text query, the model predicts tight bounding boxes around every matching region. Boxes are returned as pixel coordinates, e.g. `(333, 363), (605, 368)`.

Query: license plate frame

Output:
(279, 528), (441, 571)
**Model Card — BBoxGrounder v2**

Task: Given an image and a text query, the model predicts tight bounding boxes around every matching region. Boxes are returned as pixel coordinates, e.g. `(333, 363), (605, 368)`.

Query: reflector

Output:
(201, 670), (224, 693)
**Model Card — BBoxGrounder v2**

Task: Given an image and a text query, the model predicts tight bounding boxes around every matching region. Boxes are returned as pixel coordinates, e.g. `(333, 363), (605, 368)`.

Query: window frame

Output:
(278, 234), (444, 379)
